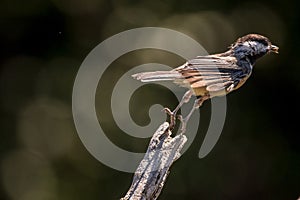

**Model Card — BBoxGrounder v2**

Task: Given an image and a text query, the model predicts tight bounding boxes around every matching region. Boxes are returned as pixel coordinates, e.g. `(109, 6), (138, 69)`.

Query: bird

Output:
(132, 34), (279, 132)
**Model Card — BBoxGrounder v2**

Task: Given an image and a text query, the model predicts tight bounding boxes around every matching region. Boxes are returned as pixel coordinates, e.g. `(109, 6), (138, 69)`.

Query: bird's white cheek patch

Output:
(243, 41), (259, 48)
(243, 41), (267, 53)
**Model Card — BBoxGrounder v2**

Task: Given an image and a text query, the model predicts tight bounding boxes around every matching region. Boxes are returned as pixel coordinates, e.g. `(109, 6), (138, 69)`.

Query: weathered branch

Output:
(121, 122), (187, 200)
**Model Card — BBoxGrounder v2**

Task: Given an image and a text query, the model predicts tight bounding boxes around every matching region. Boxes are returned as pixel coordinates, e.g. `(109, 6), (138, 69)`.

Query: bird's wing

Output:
(175, 56), (245, 93)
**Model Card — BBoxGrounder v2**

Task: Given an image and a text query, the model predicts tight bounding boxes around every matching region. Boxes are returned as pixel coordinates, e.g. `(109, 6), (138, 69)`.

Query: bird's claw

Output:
(162, 108), (187, 133)
(162, 107), (172, 115)
(162, 107), (176, 131)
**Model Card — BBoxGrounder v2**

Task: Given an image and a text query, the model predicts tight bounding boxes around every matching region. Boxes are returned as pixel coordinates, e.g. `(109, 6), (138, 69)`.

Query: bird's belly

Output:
(192, 87), (227, 97)
(192, 87), (208, 96)
(192, 76), (250, 97)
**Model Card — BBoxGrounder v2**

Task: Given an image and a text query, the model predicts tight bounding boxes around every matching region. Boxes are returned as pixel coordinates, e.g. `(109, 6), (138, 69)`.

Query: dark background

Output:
(1, 0), (299, 199)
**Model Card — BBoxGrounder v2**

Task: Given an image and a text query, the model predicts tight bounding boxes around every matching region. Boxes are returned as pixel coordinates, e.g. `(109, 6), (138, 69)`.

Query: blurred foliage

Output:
(0, 0), (299, 199)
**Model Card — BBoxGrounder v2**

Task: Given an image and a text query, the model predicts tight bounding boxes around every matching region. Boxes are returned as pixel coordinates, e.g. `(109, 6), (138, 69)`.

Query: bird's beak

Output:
(269, 45), (279, 54)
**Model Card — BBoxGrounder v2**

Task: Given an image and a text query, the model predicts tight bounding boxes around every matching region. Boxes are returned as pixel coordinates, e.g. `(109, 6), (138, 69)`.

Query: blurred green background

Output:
(1, 0), (299, 199)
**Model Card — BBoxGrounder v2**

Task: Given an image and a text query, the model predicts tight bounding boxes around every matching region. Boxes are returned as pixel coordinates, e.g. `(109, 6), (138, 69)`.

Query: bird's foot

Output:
(162, 107), (176, 131)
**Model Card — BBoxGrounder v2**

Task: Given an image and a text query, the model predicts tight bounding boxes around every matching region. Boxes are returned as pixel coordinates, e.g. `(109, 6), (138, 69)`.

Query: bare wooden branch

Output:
(121, 122), (187, 200)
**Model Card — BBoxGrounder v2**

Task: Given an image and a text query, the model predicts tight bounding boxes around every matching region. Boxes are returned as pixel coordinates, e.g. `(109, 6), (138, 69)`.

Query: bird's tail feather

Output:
(132, 71), (182, 82)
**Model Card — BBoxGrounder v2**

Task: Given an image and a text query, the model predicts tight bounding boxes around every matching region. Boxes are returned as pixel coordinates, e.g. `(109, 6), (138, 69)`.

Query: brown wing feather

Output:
(175, 56), (243, 95)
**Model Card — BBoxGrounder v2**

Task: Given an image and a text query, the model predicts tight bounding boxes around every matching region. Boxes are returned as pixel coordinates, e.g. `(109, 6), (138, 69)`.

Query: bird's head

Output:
(232, 34), (279, 64)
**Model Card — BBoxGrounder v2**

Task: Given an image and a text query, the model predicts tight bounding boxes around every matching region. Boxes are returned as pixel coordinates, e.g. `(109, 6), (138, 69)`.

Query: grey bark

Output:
(121, 122), (187, 200)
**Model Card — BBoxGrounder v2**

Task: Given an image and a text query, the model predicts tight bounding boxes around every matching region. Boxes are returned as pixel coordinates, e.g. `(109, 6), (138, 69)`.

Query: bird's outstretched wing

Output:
(175, 56), (246, 94)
